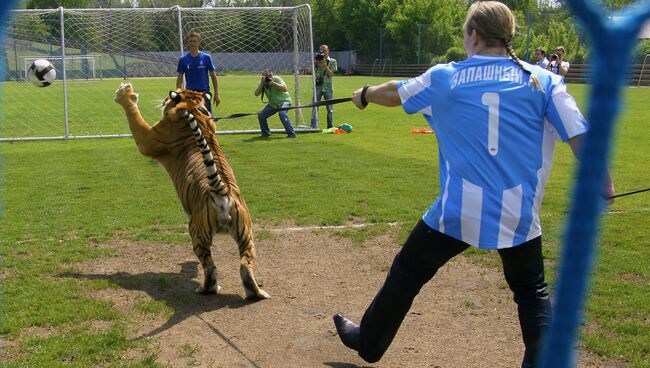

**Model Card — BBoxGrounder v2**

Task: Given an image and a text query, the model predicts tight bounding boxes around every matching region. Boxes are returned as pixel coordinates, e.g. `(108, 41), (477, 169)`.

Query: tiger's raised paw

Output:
(114, 83), (139, 106)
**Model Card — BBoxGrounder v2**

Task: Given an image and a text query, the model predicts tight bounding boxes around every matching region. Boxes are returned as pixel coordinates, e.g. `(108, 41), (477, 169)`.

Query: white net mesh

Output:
(1, 6), (316, 141)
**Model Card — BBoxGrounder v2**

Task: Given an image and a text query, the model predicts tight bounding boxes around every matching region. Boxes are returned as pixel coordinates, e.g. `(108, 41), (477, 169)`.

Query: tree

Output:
(332, 0), (385, 62)
(135, 0), (205, 7)
(26, 0), (93, 8)
(597, 0), (642, 12)
(311, 0), (347, 51)
(523, 6), (585, 63)
(499, 0), (537, 13)
(382, 0), (466, 63)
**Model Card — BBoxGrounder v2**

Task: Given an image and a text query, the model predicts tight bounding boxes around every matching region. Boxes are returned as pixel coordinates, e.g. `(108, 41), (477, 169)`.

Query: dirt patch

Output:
(70, 226), (623, 368)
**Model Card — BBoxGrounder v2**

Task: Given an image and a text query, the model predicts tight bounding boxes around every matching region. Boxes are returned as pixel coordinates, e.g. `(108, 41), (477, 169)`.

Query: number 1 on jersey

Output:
(481, 92), (500, 156)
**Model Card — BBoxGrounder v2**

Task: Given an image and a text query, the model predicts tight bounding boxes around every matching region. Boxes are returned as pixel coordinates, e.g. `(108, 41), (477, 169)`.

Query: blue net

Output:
(0, 0), (16, 342)
(0, 1), (15, 89)
(539, 1), (650, 367)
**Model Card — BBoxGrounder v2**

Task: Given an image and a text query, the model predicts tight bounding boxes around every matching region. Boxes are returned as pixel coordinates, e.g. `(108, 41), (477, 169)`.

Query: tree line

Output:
(16, 0), (650, 64)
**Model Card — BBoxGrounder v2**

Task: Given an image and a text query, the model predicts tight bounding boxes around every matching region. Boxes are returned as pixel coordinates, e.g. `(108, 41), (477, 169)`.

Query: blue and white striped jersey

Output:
(398, 55), (587, 249)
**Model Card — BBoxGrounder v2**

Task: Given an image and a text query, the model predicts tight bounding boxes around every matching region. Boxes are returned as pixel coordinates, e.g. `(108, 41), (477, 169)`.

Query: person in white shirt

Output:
(547, 45), (570, 77)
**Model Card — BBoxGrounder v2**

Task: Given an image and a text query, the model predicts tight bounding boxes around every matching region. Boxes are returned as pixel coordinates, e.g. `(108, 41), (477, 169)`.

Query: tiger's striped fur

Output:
(183, 108), (231, 231)
(114, 83), (270, 300)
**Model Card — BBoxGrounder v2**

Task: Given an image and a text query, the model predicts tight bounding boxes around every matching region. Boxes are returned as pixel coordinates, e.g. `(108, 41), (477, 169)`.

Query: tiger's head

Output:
(159, 89), (215, 136)
(163, 89), (212, 118)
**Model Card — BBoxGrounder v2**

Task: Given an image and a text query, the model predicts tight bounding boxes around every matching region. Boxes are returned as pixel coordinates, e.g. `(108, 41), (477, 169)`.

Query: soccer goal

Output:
(1, 6), (317, 141)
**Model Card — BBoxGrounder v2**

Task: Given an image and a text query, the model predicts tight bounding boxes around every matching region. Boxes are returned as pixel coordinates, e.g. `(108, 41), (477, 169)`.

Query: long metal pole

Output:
(59, 6), (69, 138)
(417, 24), (421, 64)
(306, 4), (317, 128)
(379, 27), (383, 62)
(348, 40), (351, 73)
(12, 22), (18, 81)
(637, 54), (649, 87)
(525, 10), (531, 61)
(176, 5), (184, 88)
(292, 7), (300, 125)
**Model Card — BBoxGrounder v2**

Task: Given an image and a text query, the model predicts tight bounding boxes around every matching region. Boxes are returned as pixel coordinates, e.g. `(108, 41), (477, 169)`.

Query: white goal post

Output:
(637, 54), (650, 88)
(1, 6), (318, 141)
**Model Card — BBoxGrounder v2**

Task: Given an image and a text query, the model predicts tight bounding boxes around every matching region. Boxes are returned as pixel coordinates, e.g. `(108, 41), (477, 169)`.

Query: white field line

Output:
(268, 222), (400, 233)
(606, 208), (650, 214)
(265, 209), (650, 233)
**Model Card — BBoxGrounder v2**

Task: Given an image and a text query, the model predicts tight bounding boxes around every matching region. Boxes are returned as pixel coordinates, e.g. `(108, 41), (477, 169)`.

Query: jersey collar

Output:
(471, 55), (510, 60)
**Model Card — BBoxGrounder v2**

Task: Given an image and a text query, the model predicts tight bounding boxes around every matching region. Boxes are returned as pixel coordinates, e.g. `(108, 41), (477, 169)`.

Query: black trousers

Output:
(357, 220), (551, 368)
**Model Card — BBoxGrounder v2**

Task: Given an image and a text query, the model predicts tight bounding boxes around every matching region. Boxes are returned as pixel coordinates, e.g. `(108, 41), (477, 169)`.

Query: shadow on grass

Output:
(64, 261), (260, 340)
(243, 134), (269, 142)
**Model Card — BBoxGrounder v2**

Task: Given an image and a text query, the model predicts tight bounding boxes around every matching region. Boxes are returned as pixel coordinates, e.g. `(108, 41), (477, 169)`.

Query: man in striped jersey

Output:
(332, 2), (614, 367)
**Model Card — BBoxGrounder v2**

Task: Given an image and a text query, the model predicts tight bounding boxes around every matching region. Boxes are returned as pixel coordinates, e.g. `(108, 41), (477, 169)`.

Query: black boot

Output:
(333, 314), (361, 351)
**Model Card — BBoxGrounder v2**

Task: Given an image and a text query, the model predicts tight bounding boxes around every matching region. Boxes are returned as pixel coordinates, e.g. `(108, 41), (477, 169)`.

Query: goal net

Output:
(23, 55), (100, 82)
(1, 6), (317, 141)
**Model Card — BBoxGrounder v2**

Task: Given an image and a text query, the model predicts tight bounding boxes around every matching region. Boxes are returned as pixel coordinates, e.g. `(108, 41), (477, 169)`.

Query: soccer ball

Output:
(28, 59), (56, 87)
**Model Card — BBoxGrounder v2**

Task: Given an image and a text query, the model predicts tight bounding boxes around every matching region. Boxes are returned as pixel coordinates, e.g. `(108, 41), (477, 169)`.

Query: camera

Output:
(551, 54), (558, 60)
(315, 51), (325, 61)
(264, 75), (272, 84)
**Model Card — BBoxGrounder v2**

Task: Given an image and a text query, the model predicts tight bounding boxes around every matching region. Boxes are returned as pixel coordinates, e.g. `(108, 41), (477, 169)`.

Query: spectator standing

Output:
(176, 32), (221, 113)
(534, 47), (549, 69)
(254, 70), (297, 138)
(311, 45), (338, 128)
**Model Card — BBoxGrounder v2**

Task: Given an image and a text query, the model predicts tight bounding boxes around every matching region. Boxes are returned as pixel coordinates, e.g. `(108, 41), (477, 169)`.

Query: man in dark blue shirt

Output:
(176, 32), (221, 113)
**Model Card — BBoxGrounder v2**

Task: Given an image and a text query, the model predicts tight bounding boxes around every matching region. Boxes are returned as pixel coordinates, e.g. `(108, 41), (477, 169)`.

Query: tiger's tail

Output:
(184, 111), (232, 231)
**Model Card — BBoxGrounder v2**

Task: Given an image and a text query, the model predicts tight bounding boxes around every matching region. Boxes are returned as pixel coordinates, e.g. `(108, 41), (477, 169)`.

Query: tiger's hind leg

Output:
(229, 202), (270, 300)
(189, 217), (220, 295)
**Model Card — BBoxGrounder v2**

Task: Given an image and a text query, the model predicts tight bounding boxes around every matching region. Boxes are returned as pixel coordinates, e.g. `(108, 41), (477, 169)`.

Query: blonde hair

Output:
(464, 1), (542, 90)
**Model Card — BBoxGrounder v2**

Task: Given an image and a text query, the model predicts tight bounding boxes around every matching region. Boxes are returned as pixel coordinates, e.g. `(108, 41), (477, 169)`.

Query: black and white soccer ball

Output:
(28, 59), (56, 87)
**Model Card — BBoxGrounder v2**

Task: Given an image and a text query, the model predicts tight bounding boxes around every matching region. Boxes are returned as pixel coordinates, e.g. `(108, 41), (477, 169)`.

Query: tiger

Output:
(114, 83), (270, 300)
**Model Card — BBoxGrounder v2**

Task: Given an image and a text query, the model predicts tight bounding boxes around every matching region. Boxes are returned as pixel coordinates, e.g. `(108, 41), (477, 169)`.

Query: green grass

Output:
(0, 74), (317, 139)
(1, 77), (649, 366)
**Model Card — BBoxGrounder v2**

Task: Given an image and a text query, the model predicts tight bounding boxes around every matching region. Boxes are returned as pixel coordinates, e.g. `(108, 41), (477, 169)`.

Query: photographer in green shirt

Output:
(254, 69), (297, 138)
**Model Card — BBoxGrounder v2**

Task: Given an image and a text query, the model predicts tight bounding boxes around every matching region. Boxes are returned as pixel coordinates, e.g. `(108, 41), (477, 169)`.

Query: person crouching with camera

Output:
(310, 44), (338, 129)
(254, 69), (297, 138)
(546, 45), (570, 77)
